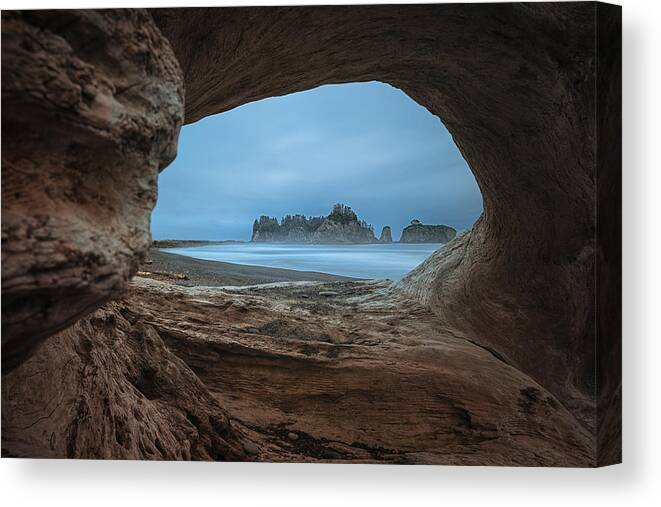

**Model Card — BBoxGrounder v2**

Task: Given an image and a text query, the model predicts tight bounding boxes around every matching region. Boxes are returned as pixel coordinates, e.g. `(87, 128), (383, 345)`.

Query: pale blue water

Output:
(163, 243), (443, 281)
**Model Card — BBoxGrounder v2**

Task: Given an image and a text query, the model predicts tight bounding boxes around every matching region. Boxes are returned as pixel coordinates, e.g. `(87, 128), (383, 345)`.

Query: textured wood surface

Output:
(1, 4), (621, 464)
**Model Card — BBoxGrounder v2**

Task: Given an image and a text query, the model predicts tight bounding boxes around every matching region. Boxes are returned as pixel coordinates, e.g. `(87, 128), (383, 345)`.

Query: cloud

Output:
(152, 81), (483, 240)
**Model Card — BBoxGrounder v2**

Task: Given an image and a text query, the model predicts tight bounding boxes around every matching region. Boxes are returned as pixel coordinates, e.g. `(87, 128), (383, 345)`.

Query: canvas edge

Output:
(595, 0), (622, 467)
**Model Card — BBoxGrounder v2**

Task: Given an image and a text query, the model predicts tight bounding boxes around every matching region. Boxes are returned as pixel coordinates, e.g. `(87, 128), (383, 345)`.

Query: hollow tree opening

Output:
(150, 81), (483, 281)
(1, 5), (621, 465)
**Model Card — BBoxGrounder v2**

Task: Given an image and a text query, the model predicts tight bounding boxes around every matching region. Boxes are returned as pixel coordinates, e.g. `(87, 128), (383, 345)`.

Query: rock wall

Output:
(400, 222), (456, 244)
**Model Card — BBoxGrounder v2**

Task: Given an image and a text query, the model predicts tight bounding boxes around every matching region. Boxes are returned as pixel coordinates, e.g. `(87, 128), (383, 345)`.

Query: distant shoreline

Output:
(154, 238), (450, 246)
(151, 239), (245, 249)
(141, 248), (355, 287)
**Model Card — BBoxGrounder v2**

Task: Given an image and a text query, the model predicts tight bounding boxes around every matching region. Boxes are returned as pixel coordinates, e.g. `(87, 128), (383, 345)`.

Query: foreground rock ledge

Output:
(2, 278), (593, 465)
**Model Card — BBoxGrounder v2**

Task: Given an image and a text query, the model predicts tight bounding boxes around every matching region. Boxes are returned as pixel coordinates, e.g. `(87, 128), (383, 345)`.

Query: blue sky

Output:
(151, 81), (483, 241)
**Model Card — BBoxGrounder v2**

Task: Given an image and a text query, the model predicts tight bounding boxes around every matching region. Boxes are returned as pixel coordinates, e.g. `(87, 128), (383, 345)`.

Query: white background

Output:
(1, 0), (659, 505)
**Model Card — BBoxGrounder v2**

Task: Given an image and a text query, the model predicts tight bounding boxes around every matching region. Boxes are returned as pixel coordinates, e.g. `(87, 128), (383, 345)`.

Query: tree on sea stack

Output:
(328, 203), (358, 225)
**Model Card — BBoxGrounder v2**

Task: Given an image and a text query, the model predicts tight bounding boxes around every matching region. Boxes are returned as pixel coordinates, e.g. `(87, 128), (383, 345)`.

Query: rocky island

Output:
(400, 219), (457, 243)
(251, 205), (459, 245)
(252, 204), (379, 244)
(378, 226), (393, 243)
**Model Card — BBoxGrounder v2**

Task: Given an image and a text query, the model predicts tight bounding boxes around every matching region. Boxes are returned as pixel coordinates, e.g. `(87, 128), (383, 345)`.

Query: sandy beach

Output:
(141, 248), (355, 287)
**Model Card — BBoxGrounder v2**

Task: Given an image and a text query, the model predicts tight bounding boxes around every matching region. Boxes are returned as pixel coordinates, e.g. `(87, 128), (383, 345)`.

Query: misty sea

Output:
(163, 242), (443, 281)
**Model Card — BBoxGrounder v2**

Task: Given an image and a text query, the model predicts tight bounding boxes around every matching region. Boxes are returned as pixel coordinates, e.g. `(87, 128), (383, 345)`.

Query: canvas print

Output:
(1, 2), (621, 466)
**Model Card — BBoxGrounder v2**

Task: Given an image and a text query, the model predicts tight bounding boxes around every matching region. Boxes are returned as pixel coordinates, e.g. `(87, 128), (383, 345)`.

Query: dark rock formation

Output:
(1, 4), (621, 464)
(251, 204), (376, 243)
(378, 226), (393, 243)
(1, 9), (184, 370)
(400, 220), (456, 244)
(251, 215), (321, 242)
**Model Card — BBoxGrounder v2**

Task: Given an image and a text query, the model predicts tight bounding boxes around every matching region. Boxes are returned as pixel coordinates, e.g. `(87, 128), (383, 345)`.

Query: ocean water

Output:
(163, 242), (444, 281)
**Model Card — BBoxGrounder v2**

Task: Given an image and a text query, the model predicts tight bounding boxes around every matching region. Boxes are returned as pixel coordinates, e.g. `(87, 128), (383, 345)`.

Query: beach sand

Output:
(140, 248), (356, 286)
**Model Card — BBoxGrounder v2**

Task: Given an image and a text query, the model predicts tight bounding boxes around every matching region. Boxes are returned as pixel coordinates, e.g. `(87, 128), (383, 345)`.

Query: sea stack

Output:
(399, 219), (456, 243)
(378, 226), (393, 243)
(251, 203), (377, 244)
